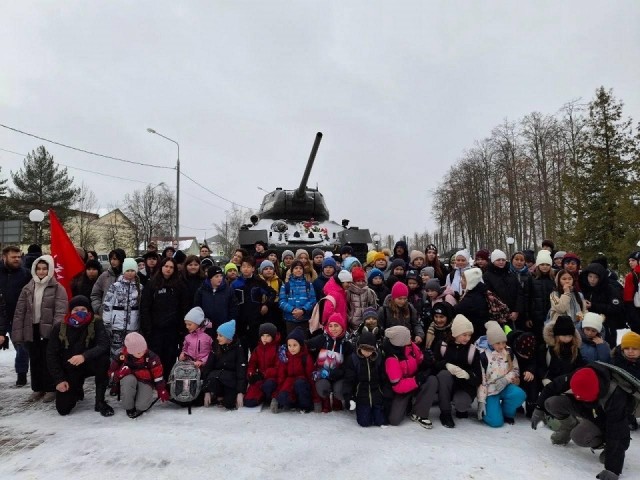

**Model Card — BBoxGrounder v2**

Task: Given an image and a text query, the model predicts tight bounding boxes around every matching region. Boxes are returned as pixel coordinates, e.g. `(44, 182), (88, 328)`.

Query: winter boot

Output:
(321, 397), (331, 413)
(27, 391), (45, 402)
(455, 410), (468, 419)
(332, 397), (343, 411)
(16, 373), (27, 387)
(440, 411), (455, 428)
(95, 400), (114, 417)
(525, 402), (536, 419)
(550, 416), (578, 445)
(411, 414), (433, 429)
(270, 398), (279, 414)
(126, 408), (138, 418)
(629, 415), (638, 431)
(42, 392), (56, 403)
(504, 417), (515, 425)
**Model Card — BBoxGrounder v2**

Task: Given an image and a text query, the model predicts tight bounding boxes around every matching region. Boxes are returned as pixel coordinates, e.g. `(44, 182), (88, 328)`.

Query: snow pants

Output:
(244, 379), (277, 407)
(356, 404), (385, 427)
(276, 379), (312, 410)
(120, 374), (155, 411)
(483, 384), (527, 427)
(147, 328), (178, 381)
(315, 378), (345, 401)
(437, 370), (473, 414)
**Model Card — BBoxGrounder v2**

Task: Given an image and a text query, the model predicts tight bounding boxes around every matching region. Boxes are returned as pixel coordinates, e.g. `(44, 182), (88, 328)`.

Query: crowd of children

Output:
(1, 240), (639, 480)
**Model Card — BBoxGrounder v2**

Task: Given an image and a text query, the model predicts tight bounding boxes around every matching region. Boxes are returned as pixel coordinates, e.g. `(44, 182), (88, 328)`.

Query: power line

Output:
(0, 123), (174, 170)
(180, 171), (251, 210)
(180, 190), (227, 211)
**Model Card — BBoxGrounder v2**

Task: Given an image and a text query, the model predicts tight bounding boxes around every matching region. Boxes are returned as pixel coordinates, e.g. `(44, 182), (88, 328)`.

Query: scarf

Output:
(59, 312), (96, 349)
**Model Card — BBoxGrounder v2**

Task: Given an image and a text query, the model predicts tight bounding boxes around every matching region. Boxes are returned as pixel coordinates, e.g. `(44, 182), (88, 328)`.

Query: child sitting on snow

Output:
(476, 321), (526, 427)
(244, 323), (280, 408)
(179, 307), (213, 368)
(108, 332), (169, 418)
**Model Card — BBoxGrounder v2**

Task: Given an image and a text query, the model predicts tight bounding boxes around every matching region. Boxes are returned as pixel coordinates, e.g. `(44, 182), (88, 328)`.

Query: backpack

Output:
(484, 289), (511, 324)
(595, 361), (640, 414)
(168, 360), (202, 414)
(309, 295), (337, 333)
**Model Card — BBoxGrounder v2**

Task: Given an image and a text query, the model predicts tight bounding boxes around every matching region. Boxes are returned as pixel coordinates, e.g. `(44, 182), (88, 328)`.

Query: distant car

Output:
(97, 254), (110, 271)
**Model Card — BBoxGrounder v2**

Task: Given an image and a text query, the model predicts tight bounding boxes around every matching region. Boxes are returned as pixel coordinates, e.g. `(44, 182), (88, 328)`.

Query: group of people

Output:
(0, 238), (638, 480)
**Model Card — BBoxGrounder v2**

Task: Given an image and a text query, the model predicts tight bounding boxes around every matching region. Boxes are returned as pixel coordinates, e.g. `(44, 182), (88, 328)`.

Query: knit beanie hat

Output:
(184, 307), (205, 326)
(406, 270), (419, 281)
(124, 332), (147, 356)
(368, 268), (384, 281)
(224, 263), (238, 274)
(424, 279), (442, 292)
(514, 332), (536, 359)
(200, 258), (214, 271)
(463, 267), (484, 291)
(373, 252), (387, 263)
(581, 312), (604, 332)
(258, 322), (277, 338)
(389, 258), (406, 272)
(385, 325), (411, 347)
(410, 250), (425, 263)
(282, 250), (295, 260)
(351, 267), (366, 283)
(451, 314), (474, 338)
(312, 248), (324, 259)
(342, 257), (362, 272)
(173, 250), (186, 265)
(326, 312), (347, 335)
(425, 243), (438, 253)
(420, 267), (435, 278)
(536, 250), (553, 266)
(358, 331), (377, 351)
(85, 259), (102, 272)
(432, 302), (453, 321)
(217, 319), (236, 340)
(362, 306), (378, 321)
(454, 250), (470, 262)
(391, 281), (409, 299)
(340, 245), (353, 255)
(620, 331), (640, 349)
(68, 295), (93, 314)
(553, 316), (575, 336)
(474, 249), (490, 261)
(523, 250), (536, 264)
(570, 368), (600, 402)
(628, 251), (640, 261)
(287, 327), (305, 346)
(485, 321), (507, 345)
(207, 265), (223, 279)
(553, 251), (566, 260)
(110, 248), (126, 263)
(338, 270), (353, 283)
(122, 258), (138, 273)
(322, 257), (337, 269)
(562, 252), (580, 266)
(490, 249), (507, 263)
(294, 249), (308, 259)
(365, 250), (377, 266)
(259, 260), (275, 273)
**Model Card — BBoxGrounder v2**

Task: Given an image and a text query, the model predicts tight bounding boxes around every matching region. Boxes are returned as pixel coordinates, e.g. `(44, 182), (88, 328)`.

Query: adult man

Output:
(0, 245), (31, 385)
(90, 248), (125, 315)
(199, 244), (211, 259)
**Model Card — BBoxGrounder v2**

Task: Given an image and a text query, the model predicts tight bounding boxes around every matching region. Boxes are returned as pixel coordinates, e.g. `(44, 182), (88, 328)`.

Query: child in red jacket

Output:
(108, 332), (169, 418)
(271, 327), (318, 413)
(244, 323), (280, 408)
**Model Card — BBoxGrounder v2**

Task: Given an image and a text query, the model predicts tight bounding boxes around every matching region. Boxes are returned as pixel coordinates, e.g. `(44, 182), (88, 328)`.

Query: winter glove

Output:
(445, 363), (462, 376)
(312, 369), (331, 381)
(116, 366), (131, 381)
(494, 377), (510, 391)
(157, 387), (170, 403)
(236, 393), (244, 409)
(477, 401), (486, 420)
(596, 470), (619, 480)
(530, 408), (545, 430)
(314, 402), (322, 413)
(453, 368), (470, 380)
(349, 400), (356, 411)
(203, 392), (212, 407)
(248, 372), (264, 384)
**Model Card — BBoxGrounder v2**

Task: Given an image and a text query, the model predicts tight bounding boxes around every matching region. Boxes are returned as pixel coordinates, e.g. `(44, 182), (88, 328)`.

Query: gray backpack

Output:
(168, 360), (202, 414)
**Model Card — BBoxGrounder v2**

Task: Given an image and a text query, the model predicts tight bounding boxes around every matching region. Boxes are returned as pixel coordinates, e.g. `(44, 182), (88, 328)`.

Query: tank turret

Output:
(238, 132), (371, 260)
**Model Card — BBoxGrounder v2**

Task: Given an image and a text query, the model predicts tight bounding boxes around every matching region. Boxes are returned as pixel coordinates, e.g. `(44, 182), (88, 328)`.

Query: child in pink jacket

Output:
(179, 307), (213, 368)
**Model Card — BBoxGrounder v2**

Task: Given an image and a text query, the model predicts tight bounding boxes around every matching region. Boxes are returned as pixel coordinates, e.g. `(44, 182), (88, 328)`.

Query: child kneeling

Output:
(180, 307), (213, 368)
(476, 321), (526, 427)
(244, 323), (280, 407)
(108, 332), (169, 418)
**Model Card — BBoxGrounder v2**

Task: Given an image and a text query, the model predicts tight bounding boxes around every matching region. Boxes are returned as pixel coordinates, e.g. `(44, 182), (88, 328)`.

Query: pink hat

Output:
(124, 332), (147, 356)
(391, 281), (409, 299)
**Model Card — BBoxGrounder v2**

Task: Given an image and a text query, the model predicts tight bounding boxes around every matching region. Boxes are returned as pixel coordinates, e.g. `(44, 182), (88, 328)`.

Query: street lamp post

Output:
(147, 128), (180, 243)
(506, 236), (515, 257)
(28, 209), (45, 245)
(372, 233), (381, 251)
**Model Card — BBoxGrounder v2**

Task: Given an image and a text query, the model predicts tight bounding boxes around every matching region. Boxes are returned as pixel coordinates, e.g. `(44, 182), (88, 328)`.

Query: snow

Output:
(0, 347), (638, 480)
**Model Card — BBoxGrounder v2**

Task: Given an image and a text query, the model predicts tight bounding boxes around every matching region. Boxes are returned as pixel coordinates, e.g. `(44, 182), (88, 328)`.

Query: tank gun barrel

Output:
(295, 132), (323, 199)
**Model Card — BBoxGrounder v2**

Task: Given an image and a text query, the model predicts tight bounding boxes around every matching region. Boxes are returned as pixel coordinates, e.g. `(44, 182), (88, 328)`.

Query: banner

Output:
(49, 209), (85, 301)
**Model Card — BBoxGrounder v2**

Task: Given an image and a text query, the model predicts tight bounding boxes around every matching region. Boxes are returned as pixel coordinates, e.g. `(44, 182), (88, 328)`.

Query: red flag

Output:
(49, 209), (85, 301)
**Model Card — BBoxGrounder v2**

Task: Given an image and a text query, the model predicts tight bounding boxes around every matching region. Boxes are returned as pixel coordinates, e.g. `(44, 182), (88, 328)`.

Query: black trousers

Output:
(148, 329), (179, 381)
(56, 355), (110, 415)
(28, 324), (54, 392)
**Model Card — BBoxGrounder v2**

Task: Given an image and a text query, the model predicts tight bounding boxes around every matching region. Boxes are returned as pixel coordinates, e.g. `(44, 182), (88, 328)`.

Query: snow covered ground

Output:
(0, 346), (638, 480)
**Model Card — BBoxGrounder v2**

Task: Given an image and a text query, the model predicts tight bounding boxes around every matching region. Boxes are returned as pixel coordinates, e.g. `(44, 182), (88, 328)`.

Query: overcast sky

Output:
(1, 1), (639, 244)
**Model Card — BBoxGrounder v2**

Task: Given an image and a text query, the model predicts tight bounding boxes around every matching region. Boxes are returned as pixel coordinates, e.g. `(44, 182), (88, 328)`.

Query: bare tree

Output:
(70, 182), (99, 249)
(123, 184), (176, 248)
(212, 205), (251, 258)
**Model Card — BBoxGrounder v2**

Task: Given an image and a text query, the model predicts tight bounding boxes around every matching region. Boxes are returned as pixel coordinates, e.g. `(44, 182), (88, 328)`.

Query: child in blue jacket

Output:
(279, 260), (317, 334)
(578, 312), (611, 363)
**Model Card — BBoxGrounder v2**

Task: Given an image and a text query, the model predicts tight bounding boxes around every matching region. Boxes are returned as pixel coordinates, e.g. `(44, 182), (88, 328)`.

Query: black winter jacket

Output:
(140, 280), (189, 338)
(578, 263), (625, 329)
(46, 318), (110, 385)
(530, 273), (555, 335)
(612, 345), (640, 379)
(483, 264), (524, 316)
(454, 282), (489, 340)
(434, 339), (482, 399)
(343, 350), (385, 406)
(0, 262), (30, 336)
(194, 279), (239, 332)
(203, 340), (247, 394)
(537, 362), (633, 475)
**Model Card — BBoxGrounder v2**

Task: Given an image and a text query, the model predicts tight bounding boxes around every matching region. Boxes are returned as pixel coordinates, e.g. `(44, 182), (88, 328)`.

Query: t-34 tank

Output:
(238, 132), (371, 261)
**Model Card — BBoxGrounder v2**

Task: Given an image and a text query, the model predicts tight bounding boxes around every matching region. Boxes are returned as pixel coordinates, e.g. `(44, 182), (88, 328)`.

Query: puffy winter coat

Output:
(346, 284), (378, 331)
(383, 340), (423, 395)
(140, 279), (189, 337)
(181, 323), (214, 364)
(483, 263), (524, 316)
(343, 349), (385, 406)
(108, 347), (165, 389)
(12, 256), (67, 343)
(244, 334), (280, 403)
(307, 332), (353, 381)
(611, 345), (640, 379)
(579, 263), (625, 329)
(275, 345), (318, 403)
(47, 316), (110, 385)
(454, 282), (489, 340)
(321, 276), (348, 326)
(476, 340), (520, 403)
(203, 340), (247, 394)
(576, 321), (611, 364)
(91, 267), (120, 315)
(194, 278), (238, 331)
(539, 321), (586, 382)
(0, 261), (30, 336)
(434, 338), (482, 398)
(233, 275), (277, 336)
(530, 272), (555, 333)
(102, 275), (142, 333)
(279, 275), (316, 323)
(377, 297), (424, 339)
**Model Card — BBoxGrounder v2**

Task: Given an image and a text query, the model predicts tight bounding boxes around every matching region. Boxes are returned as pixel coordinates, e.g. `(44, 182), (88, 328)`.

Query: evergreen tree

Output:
(0, 166), (10, 220)
(9, 146), (79, 242)
(568, 87), (639, 267)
